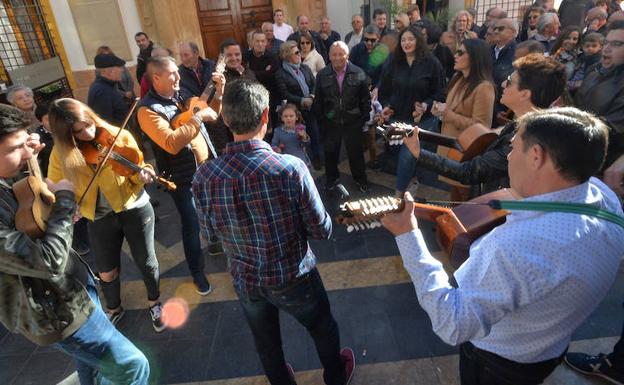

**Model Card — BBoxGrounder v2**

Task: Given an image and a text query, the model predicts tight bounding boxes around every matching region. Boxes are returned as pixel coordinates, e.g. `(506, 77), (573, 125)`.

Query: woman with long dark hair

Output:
(47, 98), (165, 333)
(378, 25), (446, 123)
(395, 39), (495, 196)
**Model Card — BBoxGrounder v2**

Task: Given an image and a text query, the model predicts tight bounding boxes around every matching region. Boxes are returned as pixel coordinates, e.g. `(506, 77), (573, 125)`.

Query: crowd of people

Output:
(1, 1), (624, 384)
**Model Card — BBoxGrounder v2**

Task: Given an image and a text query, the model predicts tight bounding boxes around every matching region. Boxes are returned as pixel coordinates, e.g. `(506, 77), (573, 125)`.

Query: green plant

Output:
(377, 0), (407, 20)
(38, 81), (63, 94)
(425, 7), (450, 30)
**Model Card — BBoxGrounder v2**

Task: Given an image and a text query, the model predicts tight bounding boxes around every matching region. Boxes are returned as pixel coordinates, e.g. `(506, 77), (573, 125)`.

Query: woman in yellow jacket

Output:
(47, 98), (165, 332)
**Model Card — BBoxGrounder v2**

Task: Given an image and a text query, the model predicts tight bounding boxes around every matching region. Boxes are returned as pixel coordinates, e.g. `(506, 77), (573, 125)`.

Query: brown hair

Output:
(278, 103), (303, 124)
(514, 54), (566, 108)
(48, 98), (117, 175)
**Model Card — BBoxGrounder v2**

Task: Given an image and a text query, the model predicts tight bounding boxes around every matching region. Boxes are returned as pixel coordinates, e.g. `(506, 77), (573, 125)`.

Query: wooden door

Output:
(196, 0), (272, 60)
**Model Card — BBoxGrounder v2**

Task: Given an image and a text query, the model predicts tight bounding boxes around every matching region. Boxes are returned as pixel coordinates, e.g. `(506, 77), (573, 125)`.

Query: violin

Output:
(14, 157), (56, 239)
(78, 127), (176, 191)
(336, 189), (516, 269)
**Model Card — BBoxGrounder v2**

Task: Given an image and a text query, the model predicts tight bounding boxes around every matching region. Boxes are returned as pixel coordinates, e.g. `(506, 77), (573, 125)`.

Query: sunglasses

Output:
(363, 38), (378, 43)
(455, 49), (466, 56)
(300, 41), (312, 45)
(293, 50), (301, 55)
(493, 26), (507, 32)
(505, 74), (515, 88)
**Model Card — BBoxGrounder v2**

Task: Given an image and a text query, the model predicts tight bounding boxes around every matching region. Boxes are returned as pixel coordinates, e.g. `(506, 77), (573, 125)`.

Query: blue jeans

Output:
(237, 269), (346, 385)
(54, 281), (150, 385)
(395, 116), (440, 192)
(169, 183), (209, 277)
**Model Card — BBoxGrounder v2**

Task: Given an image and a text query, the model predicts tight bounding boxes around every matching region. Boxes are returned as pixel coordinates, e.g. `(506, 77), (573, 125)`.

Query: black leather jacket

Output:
(417, 121), (517, 196)
(313, 63), (370, 131)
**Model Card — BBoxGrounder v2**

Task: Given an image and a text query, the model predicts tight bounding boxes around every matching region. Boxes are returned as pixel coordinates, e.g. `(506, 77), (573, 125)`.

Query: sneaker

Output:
(356, 182), (369, 194)
(106, 306), (125, 326)
(286, 362), (295, 381)
(565, 352), (624, 384)
(208, 242), (224, 256)
(193, 274), (212, 296)
(149, 302), (166, 333)
(340, 347), (355, 385)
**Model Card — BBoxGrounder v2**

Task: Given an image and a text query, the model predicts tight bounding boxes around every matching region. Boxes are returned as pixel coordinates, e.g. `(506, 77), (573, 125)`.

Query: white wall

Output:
(48, 0), (143, 71)
(326, 0), (359, 39)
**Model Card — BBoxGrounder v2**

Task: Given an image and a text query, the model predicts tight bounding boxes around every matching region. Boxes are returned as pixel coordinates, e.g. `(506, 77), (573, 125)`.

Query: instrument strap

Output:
(199, 124), (218, 160)
(489, 200), (624, 228)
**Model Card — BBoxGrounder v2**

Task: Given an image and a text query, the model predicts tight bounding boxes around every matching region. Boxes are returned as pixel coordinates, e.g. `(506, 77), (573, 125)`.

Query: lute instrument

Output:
(377, 122), (498, 162)
(14, 157), (56, 239)
(336, 189), (515, 268)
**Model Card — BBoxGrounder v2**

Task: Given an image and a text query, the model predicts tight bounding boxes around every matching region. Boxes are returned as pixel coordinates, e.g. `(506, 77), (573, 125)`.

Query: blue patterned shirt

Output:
(395, 178), (624, 363)
(192, 139), (331, 293)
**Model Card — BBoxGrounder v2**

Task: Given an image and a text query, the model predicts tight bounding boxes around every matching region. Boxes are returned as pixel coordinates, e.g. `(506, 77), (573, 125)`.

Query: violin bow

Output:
(77, 98), (140, 207)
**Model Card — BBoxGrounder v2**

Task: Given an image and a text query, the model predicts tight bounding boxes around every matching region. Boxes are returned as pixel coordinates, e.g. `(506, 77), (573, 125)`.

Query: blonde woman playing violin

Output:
(47, 98), (165, 333)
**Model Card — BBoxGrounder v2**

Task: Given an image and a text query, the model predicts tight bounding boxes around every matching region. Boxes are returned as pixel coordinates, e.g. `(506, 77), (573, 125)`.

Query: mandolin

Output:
(14, 157), (56, 239)
(336, 189), (515, 268)
(377, 122), (498, 162)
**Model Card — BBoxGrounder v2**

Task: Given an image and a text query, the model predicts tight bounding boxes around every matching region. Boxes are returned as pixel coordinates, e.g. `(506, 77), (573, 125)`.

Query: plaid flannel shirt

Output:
(192, 139), (331, 293)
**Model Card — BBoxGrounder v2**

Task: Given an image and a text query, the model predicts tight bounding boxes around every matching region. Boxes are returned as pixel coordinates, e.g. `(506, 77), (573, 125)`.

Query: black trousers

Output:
(459, 342), (565, 385)
(323, 124), (366, 185)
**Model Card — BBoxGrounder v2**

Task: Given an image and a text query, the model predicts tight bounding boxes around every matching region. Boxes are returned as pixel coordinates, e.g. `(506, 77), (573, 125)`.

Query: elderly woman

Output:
(275, 40), (322, 169)
(531, 12), (561, 52)
(6, 84), (39, 132)
(299, 30), (325, 77)
(441, 10), (479, 54)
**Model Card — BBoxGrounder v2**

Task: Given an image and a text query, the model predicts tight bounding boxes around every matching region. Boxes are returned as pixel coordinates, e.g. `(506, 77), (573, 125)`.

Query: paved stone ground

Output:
(1, 154), (622, 385)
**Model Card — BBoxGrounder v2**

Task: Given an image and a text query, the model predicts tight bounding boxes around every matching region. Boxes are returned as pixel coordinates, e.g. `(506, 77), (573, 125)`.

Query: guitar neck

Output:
(417, 129), (459, 149)
(26, 157), (43, 180)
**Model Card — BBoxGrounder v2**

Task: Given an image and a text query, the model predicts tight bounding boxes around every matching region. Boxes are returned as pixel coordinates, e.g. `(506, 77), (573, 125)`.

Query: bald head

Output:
(298, 15), (310, 32)
(352, 15), (364, 33)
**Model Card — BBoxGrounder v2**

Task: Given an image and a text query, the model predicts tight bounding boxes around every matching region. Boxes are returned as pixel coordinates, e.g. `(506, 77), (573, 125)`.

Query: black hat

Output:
(94, 53), (126, 68)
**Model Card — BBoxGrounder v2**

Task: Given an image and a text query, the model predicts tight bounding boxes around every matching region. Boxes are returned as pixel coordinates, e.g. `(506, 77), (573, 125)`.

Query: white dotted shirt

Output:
(396, 177), (624, 363)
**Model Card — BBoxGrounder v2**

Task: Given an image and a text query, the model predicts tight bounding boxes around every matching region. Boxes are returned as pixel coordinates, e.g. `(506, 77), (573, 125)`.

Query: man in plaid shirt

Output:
(192, 79), (355, 385)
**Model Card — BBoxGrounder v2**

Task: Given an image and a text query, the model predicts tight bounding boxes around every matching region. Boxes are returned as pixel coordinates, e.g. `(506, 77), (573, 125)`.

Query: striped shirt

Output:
(192, 139), (331, 293)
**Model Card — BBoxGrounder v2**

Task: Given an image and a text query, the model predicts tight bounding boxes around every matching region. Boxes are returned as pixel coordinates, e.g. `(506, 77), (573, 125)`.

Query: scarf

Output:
(282, 61), (310, 97)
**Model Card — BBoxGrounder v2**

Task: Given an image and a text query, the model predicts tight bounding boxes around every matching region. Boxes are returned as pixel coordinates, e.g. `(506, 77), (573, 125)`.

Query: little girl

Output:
(272, 103), (311, 166)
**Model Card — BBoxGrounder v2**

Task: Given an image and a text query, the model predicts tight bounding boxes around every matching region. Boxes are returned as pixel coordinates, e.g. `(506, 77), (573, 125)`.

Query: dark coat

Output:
(319, 30), (341, 56)
(313, 63), (370, 131)
(87, 77), (129, 126)
(136, 41), (153, 83)
(378, 55), (446, 122)
(417, 121), (516, 196)
(178, 57), (216, 97)
(575, 64), (624, 168)
(349, 42), (386, 87)
(492, 41), (516, 114)
(275, 62), (316, 107)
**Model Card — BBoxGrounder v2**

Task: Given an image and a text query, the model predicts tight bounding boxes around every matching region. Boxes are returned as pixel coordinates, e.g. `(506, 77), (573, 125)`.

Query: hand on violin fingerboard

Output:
(138, 167), (156, 184)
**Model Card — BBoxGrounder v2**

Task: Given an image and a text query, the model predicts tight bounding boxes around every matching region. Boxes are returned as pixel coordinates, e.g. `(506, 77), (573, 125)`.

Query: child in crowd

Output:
(33, 102), (53, 177)
(569, 32), (604, 92)
(551, 26), (582, 79)
(272, 103), (311, 167)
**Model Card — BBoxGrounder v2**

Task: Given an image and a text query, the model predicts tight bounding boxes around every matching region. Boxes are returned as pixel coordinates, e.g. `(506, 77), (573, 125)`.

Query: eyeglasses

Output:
(529, 15), (540, 19)
(455, 49), (466, 56)
(293, 50), (301, 55)
(604, 40), (624, 48)
(493, 26), (507, 32)
(363, 38), (378, 43)
(505, 74), (515, 88)
(300, 41), (312, 45)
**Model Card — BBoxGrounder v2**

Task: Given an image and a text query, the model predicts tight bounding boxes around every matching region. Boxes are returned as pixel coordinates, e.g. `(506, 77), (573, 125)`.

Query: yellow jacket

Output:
(48, 128), (149, 221)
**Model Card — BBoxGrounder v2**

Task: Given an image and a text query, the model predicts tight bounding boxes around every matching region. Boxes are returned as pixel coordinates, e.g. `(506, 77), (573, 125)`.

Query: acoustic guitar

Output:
(336, 189), (516, 268)
(14, 157), (56, 239)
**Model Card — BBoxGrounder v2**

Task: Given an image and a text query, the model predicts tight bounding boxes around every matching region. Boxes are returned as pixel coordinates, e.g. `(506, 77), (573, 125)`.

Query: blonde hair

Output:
(47, 98), (118, 176)
(450, 10), (473, 33)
